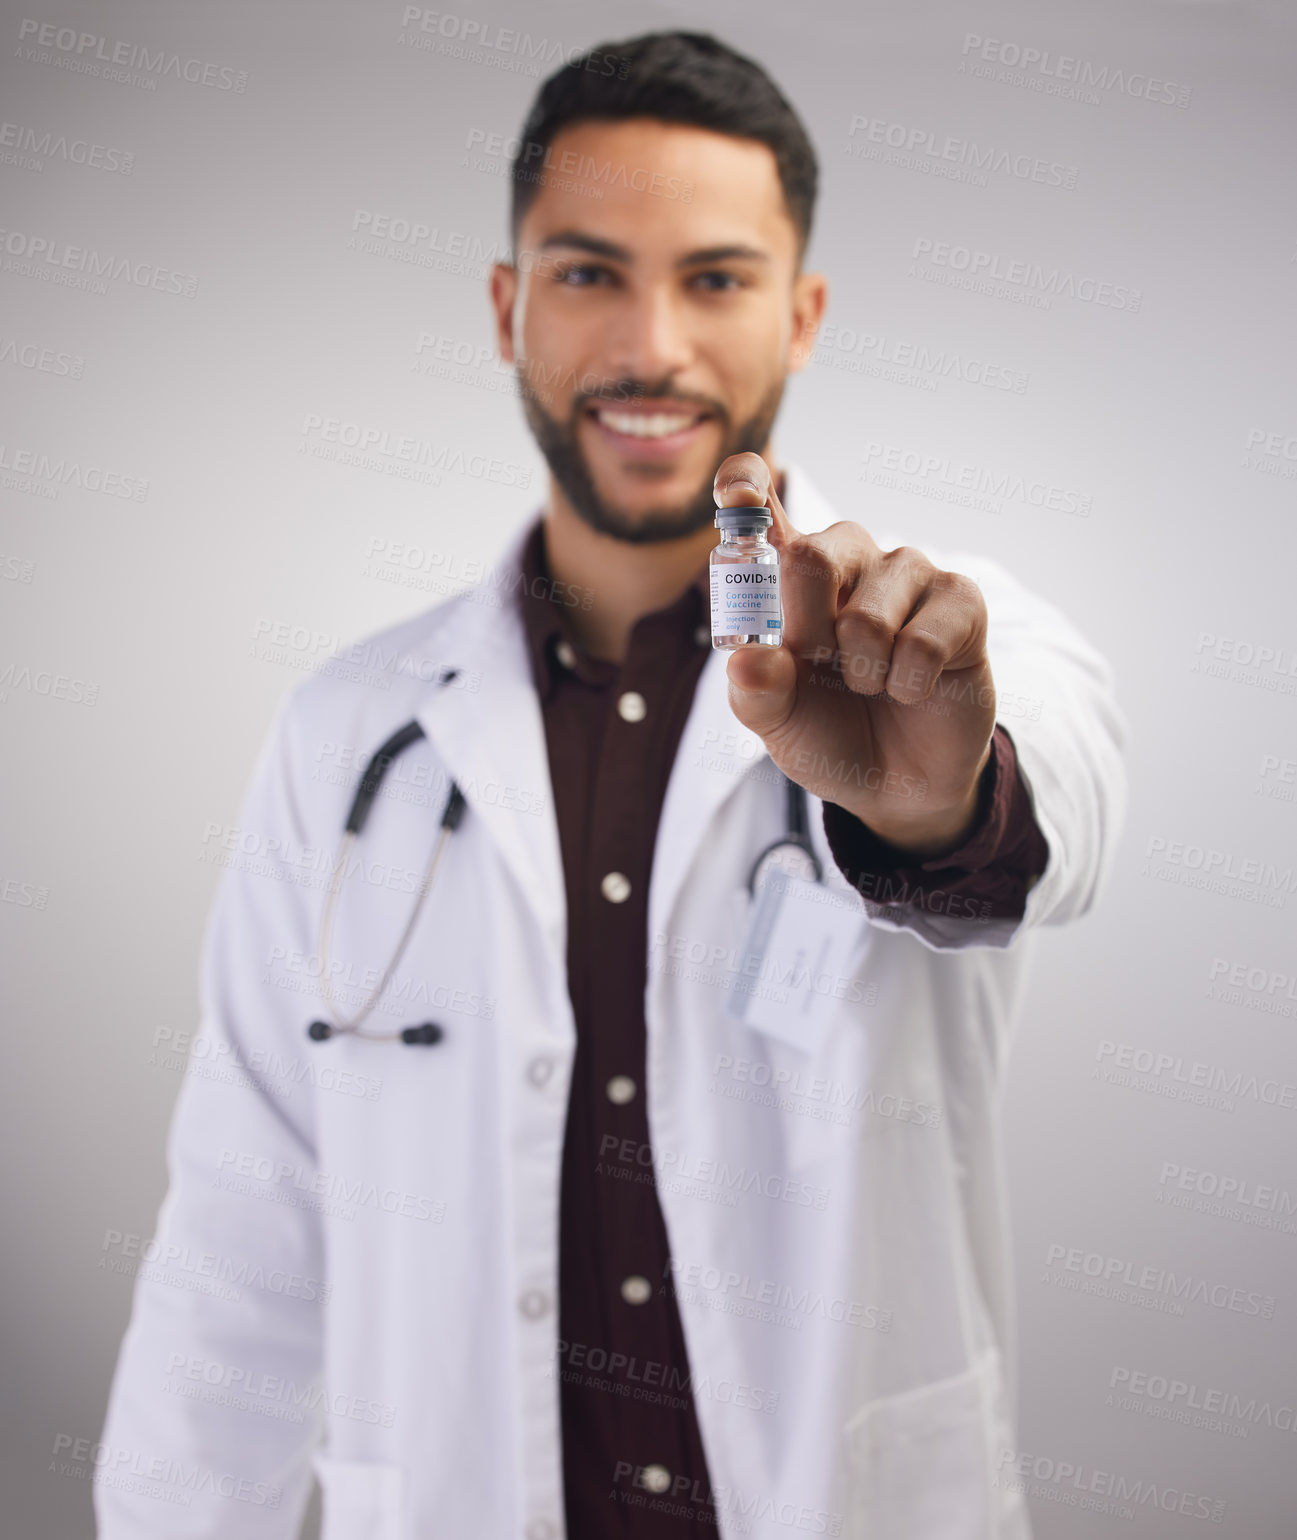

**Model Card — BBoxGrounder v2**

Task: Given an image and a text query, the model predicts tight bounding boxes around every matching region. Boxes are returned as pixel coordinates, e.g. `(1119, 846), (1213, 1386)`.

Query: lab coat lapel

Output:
(648, 639), (768, 947)
(411, 525), (567, 968)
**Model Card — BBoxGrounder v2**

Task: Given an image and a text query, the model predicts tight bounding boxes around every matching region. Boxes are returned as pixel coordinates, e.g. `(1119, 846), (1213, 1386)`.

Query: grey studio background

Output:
(2, 0), (1295, 1535)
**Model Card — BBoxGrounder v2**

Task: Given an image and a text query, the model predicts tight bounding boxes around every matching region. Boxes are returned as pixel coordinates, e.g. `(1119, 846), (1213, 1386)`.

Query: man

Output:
(97, 29), (1124, 1540)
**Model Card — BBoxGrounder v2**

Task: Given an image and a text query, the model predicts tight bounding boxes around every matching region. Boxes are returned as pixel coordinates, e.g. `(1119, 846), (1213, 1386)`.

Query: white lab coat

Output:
(96, 461), (1125, 1540)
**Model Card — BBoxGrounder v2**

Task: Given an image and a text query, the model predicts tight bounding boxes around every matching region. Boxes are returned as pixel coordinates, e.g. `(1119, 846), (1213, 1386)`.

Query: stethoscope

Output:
(746, 770), (824, 895)
(307, 714), (824, 1048)
(306, 717), (463, 1047)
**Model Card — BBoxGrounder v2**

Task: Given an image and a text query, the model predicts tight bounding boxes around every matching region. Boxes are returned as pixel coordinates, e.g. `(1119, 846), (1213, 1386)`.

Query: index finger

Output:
(712, 452), (796, 549)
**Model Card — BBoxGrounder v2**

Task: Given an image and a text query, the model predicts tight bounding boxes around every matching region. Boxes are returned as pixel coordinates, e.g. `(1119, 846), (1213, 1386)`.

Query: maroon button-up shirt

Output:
(514, 509), (1047, 1536)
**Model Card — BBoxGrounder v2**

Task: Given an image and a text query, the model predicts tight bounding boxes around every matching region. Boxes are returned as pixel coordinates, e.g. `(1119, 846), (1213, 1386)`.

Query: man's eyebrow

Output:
(680, 244), (769, 266)
(537, 231), (631, 261)
(536, 231), (770, 266)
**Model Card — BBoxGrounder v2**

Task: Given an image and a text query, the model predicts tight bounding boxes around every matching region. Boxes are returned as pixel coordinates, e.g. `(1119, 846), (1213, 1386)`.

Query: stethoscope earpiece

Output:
(307, 1018), (445, 1046)
(400, 1023), (444, 1046)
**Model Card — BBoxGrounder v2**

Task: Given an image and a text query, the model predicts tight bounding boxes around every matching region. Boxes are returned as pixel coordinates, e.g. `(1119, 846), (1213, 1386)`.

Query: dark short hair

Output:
(510, 30), (818, 263)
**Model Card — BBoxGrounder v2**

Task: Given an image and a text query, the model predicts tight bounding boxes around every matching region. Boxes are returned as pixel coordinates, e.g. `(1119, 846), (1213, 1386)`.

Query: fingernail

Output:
(714, 476), (761, 505)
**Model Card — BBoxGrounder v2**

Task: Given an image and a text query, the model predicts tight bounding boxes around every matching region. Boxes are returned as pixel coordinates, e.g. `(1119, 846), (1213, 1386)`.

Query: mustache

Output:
(575, 382), (727, 417)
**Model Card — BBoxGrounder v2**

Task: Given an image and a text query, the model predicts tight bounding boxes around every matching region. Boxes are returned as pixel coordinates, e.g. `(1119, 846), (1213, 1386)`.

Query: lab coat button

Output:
(554, 638), (576, 669)
(617, 690), (647, 722)
(640, 1463), (672, 1493)
(620, 1275), (652, 1305)
(527, 1056), (554, 1087)
(601, 871), (632, 903)
(518, 1289), (550, 1319)
(606, 1075), (637, 1104)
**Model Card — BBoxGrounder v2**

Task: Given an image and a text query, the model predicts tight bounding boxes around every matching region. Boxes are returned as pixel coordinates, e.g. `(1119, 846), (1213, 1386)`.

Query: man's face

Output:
(490, 117), (825, 545)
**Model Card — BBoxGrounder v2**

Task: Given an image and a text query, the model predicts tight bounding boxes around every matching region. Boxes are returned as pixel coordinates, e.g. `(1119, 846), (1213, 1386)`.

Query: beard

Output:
(518, 368), (786, 546)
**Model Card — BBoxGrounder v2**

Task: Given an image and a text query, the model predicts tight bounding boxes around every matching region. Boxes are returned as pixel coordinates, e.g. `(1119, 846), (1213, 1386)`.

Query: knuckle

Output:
(932, 568), (982, 608)
(838, 605), (893, 646)
(901, 629), (947, 668)
(887, 544), (939, 588)
(784, 538), (836, 586)
(831, 519), (880, 563)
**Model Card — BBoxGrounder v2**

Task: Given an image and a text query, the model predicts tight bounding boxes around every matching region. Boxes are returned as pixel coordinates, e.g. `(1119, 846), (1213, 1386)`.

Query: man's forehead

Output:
(546, 114), (773, 162)
(520, 117), (794, 255)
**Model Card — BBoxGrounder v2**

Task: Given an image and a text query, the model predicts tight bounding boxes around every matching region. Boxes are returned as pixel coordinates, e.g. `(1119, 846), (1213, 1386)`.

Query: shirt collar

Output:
(516, 514), (712, 703)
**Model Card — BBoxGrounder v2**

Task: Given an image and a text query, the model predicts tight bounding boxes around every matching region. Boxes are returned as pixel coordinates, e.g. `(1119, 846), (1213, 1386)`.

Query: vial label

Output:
(710, 562), (782, 639)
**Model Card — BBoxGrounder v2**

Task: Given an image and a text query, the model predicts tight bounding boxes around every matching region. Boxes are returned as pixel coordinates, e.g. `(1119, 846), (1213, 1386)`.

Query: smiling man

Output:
(97, 29), (1125, 1540)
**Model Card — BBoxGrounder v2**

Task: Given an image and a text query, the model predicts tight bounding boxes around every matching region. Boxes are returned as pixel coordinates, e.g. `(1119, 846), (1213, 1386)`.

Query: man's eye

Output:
(555, 264), (610, 286)
(692, 271), (742, 292)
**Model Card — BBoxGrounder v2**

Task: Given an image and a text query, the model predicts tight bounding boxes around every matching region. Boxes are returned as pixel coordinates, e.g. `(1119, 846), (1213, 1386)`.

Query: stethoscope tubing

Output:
(744, 773), (824, 896)
(308, 719), (463, 1044)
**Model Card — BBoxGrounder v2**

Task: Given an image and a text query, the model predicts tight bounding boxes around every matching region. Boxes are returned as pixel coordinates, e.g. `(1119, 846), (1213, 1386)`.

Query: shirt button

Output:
(526, 1056), (554, 1087)
(620, 1275), (652, 1305)
(518, 1288), (551, 1319)
(606, 1075), (637, 1105)
(641, 1463), (672, 1494)
(616, 690), (647, 722)
(694, 623), (710, 646)
(554, 637), (576, 669)
(601, 871), (631, 904)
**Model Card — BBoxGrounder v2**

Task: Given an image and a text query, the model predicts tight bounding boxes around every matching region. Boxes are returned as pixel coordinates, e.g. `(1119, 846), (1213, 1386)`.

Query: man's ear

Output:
(488, 262), (519, 365)
(788, 269), (828, 373)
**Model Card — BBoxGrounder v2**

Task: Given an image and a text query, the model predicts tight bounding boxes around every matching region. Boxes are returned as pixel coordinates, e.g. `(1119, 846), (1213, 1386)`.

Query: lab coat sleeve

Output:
(95, 686), (327, 1539)
(840, 549), (1127, 952)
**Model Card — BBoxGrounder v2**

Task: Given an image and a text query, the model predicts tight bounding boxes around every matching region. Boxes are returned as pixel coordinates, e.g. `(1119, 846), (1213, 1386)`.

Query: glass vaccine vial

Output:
(710, 505), (783, 650)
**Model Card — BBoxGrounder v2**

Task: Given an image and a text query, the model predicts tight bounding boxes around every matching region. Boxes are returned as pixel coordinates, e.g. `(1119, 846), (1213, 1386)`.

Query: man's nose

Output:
(603, 286), (694, 384)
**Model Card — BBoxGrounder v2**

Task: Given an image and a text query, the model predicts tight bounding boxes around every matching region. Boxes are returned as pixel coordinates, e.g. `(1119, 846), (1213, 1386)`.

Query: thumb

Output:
(725, 644), (799, 742)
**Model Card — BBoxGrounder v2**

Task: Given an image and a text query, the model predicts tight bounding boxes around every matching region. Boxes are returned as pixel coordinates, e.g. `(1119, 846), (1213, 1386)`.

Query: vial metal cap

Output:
(714, 504), (772, 530)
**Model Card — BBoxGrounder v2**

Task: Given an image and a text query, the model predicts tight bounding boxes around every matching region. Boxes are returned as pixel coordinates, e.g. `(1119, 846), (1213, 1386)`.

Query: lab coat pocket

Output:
(312, 1453), (404, 1540)
(841, 1347), (1003, 1540)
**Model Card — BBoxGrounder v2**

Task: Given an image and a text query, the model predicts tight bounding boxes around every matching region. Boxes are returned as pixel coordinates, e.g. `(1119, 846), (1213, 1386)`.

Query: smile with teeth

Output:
(591, 406), (708, 439)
